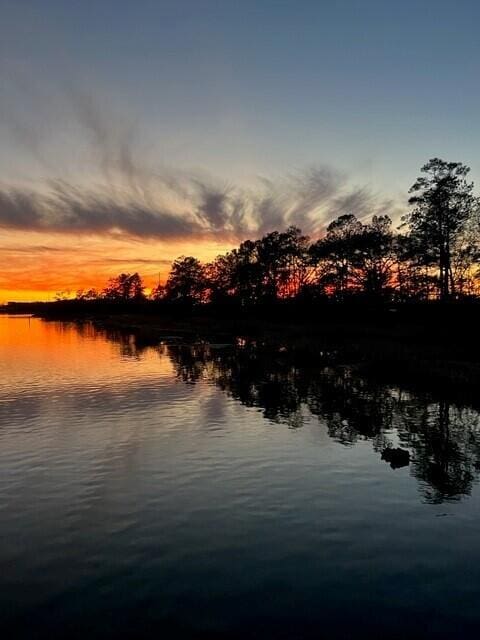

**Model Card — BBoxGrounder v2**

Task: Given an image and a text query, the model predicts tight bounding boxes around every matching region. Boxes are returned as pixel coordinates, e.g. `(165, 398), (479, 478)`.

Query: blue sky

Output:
(2, 0), (480, 300)
(2, 0), (480, 194)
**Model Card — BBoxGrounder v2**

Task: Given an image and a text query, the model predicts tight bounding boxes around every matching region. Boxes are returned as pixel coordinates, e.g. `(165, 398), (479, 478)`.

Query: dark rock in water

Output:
(381, 447), (410, 469)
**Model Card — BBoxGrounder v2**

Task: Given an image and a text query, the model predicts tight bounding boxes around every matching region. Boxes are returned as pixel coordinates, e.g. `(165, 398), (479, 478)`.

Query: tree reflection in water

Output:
(97, 327), (480, 504)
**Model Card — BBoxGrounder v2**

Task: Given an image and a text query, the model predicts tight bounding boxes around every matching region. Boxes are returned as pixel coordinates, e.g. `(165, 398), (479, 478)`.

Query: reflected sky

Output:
(2, 315), (480, 638)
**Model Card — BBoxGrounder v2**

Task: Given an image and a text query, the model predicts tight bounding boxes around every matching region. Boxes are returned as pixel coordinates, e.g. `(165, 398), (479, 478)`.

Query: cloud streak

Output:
(0, 169), (398, 241)
(0, 79), (399, 241)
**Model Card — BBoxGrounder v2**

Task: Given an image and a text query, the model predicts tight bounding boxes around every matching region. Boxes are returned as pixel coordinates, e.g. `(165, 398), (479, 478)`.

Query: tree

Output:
(75, 288), (100, 301)
(395, 234), (438, 301)
(54, 290), (72, 301)
(258, 226), (313, 299)
(206, 227), (314, 304)
(218, 240), (264, 305)
(404, 158), (476, 300)
(450, 205), (480, 296)
(150, 283), (166, 301)
(164, 256), (207, 303)
(353, 215), (396, 298)
(310, 214), (363, 299)
(103, 273), (145, 301)
(206, 252), (239, 304)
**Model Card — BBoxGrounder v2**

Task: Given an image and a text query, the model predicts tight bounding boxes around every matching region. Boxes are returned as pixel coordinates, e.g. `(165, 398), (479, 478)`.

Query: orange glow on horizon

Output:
(0, 229), (235, 303)
(0, 315), (176, 390)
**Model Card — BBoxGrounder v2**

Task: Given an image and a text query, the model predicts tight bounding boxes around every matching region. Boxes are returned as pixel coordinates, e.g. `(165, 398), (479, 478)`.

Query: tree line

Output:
(75, 159), (480, 305)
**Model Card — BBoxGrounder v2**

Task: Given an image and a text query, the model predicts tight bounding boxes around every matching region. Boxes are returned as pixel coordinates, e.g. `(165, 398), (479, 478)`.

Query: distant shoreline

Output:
(3, 300), (479, 407)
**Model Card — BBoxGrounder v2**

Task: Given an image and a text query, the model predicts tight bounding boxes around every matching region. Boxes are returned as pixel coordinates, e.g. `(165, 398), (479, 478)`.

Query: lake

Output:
(1, 314), (480, 638)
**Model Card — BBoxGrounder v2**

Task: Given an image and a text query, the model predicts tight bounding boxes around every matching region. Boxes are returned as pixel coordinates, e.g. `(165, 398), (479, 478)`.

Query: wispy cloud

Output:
(0, 77), (399, 241)
(0, 170), (397, 240)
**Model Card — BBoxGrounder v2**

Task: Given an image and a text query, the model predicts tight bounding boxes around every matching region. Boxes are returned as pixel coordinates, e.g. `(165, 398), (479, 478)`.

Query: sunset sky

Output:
(1, 0), (480, 301)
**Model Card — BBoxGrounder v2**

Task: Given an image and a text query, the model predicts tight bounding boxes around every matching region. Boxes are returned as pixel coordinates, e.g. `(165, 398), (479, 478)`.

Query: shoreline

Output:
(5, 301), (477, 408)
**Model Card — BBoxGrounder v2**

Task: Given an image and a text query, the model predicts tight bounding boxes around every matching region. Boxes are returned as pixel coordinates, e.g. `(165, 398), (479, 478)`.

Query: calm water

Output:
(1, 315), (480, 638)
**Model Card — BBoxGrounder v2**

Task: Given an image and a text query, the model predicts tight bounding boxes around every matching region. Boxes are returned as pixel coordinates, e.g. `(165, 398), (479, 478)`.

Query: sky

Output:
(1, 0), (480, 301)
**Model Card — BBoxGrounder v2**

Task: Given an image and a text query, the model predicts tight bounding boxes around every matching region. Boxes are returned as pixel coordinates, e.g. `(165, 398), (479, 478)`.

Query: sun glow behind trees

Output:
(67, 159), (479, 305)
(3, 159), (480, 304)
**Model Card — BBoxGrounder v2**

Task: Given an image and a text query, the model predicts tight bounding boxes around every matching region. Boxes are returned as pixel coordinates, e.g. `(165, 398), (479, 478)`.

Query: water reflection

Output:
(4, 316), (480, 638)
(99, 326), (480, 504)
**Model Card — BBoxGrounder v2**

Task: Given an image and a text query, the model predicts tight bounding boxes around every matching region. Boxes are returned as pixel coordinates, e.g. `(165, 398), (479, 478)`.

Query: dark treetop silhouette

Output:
(64, 158), (479, 307)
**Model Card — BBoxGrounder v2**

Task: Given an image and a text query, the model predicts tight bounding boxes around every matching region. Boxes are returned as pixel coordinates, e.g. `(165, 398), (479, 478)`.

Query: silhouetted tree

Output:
(353, 215), (397, 298)
(103, 273), (145, 301)
(207, 226), (316, 304)
(76, 288), (100, 301)
(310, 214), (363, 299)
(450, 207), (480, 296)
(164, 256), (207, 303)
(150, 283), (166, 301)
(255, 227), (307, 300)
(209, 240), (263, 305)
(206, 252), (239, 304)
(54, 290), (72, 301)
(265, 226), (315, 298)
(71, 156), (480, 308)
(403, 158), (476, 300)
(395, 234), (437, 301)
